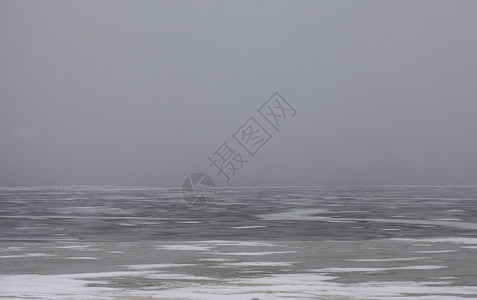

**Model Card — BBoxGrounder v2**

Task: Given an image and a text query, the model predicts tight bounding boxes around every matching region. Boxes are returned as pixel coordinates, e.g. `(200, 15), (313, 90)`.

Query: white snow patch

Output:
(156, 245), (215, 251)
(222, 262), (295, 267)
(123, 264), (194, 270)
(317, 265), (446, 272)
(348, 257), (429, 262)
(0, 253), (53, 258)
(212, 251), (296, 256)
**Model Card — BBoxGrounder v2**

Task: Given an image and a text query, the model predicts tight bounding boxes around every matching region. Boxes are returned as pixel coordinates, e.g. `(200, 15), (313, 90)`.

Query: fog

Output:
(1, 0), (476, 187)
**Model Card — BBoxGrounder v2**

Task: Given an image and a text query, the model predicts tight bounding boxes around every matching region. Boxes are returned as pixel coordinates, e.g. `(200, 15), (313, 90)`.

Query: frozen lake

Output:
(1, 186), (477, 299)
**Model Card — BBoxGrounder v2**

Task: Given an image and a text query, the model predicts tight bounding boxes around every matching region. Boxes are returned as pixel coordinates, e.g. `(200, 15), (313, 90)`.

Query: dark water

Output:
(1, 186), (477, 242)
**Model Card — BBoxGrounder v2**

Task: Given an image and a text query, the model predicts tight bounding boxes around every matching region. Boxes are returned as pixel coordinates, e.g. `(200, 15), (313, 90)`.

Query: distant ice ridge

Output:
(0, 185), (178, 191)
(258, 208), (477, 230)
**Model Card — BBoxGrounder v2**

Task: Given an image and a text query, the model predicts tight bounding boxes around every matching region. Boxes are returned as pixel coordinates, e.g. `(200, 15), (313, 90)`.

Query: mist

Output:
(1, 0), (476, 187)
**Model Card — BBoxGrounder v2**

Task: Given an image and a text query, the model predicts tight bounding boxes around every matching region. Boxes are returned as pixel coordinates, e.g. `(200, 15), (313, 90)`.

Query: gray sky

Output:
(1, 0), (476, 186)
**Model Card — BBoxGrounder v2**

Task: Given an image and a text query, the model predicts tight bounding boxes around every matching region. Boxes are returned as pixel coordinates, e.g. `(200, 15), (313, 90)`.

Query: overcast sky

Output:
(1, 0), (476, 186)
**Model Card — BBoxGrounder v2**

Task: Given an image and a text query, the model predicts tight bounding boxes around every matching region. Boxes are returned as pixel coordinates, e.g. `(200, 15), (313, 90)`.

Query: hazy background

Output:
(1, 0), (476, 187)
